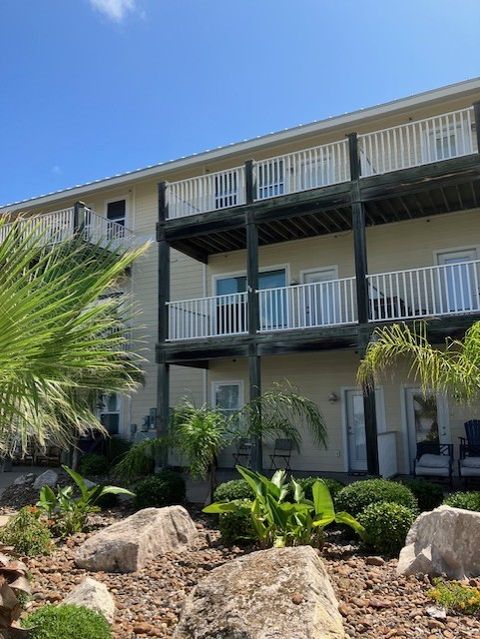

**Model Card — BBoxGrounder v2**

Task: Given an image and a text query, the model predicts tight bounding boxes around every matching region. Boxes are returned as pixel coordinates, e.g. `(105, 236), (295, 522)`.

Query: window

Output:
(100, 393), (120, 435)
(213, 382), (243, 416)
(215, 269), (286, 295)
(106, 200), (126, 227)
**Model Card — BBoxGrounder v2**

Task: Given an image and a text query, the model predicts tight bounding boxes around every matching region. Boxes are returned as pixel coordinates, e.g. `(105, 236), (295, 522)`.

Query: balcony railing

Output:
(0, 207), (134, 250)
(167, 262), (480, 341)
(367, 260), (480, 322)
(165, 106), (478, 220)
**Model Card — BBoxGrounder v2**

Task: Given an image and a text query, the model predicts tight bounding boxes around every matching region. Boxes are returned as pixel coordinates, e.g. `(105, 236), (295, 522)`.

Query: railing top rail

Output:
(368, 258), (480, 278)
(358, 106), (474, 140)
(167, 290), (247, 306)
(167, 164), (245, 188)
(258, 277), (356, 294)
(254, 137), (349, 164)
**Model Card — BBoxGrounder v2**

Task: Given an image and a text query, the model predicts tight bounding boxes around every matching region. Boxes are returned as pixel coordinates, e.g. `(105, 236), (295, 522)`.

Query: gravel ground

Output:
(20, 509), (480, 638)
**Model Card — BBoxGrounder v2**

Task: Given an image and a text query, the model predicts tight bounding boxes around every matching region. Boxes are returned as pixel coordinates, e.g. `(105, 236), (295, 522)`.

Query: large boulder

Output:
(75, 506), (198, 573)
(173, 546), (345, 639)
(64, 577), (115, 623)
(33, 469), (58, 490)
(397, 505), (480, 579)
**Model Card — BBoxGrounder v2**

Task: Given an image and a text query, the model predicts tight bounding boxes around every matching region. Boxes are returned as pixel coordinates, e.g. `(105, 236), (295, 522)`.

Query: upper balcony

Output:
(0, 206), (135, 252)
(165, 107), (478, 222)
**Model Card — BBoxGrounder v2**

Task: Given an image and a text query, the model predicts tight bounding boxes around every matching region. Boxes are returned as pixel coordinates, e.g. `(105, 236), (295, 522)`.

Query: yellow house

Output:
(3, 77), (480, 479)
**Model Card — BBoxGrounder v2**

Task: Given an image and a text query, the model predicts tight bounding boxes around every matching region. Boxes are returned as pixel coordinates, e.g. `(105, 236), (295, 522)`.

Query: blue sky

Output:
(1, 0), (479, 205)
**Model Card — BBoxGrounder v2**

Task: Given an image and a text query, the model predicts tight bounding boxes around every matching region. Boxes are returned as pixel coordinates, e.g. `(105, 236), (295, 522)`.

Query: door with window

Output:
(404, 388), (450, 472)
(212, 382), (243, 424)
(106, 199), (126, 239)
(302, 268), (339, 327)
(437, 249), (478, 314)
(100, 393), (120, 435)
(345, 389), (385, 472)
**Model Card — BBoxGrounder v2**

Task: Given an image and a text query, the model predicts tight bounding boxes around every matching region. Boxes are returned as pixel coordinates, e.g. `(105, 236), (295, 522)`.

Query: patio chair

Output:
(459, 420), (480, 486)
(233, 438), (252, 467)
(269, 438), (293, 471)
(413, 441), (453, 485)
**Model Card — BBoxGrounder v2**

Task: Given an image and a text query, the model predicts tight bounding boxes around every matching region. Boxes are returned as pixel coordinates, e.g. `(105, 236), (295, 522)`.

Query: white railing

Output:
(367, 259), (480, 322)
(359, 107), (477, 177)
(0, 207), (134, 250)
(167, 166), (246, 219)
(254, 139), (350, 201)
(258, 278), (357, 332)
(167, 291), (248, 340)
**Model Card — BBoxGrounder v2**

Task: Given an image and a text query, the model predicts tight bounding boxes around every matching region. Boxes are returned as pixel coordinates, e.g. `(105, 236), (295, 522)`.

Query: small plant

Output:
(213, 479), (252, 502)
(22, 604), (112, 639)
(335, 479), (418, 517)
(358, 501), (415, 556)
(428, 578), (480, 615)
(402, 478), (443, 512)
(444, 491), (480, 512)
(218, 501), (255, 545)
(0, 552), (32, 636)
(79, 453), (109, 476)
(293, 476), (345, 501)
(204, 466), (364, 548)
(0, 506), (53, 556)
(36, 466), (134, 537)
(134, 470), (186, 509)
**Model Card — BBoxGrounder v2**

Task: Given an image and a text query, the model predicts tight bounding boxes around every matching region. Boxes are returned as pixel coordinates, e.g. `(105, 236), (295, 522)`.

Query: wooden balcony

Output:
(166, 261), (480, 342)
(0, 206), (135, 251)
(165, 107), (478, 222)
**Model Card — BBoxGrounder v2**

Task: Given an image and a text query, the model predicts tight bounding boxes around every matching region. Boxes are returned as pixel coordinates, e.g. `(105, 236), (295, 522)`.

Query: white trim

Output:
(211, 380), (245, 409)
(434, 245), (478, 265)
(211, 264), (290, 296)
(300, 265), (340, 283)
(3, 77), (480, 211)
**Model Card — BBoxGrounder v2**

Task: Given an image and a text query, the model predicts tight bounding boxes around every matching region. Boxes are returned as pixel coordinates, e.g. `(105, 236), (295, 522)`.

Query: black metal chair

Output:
(269, 438), (293, 471)
(459, 420), (480, 486)
(413, 441), (453, 485)
(233, 438), (252, 467)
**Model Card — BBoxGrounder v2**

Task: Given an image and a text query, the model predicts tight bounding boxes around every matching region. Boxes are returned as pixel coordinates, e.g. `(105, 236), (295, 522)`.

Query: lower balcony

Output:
(167, 259), (480, 341)
(0, 206), (135, 251)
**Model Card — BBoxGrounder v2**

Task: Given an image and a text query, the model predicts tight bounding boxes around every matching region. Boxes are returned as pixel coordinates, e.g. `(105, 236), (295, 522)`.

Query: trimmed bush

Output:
(213, 479), (252, 502)
(134, 470), (186, 509)
(23, 604), (111, 639)
(79, 453), (109, 477)
(358, 501), (416, 556)
(218, 500), (254, 545)
(0, 507), (53, 556)
(402, 479), (444, 512)
(295, 477), (345, 501)
(443, 491), (480, 512)
(335, 479), (418, 517)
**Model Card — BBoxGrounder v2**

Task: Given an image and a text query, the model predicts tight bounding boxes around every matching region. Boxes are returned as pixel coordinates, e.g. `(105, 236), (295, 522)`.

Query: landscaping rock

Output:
(397, 505), (480, 579)
(75, 506), (198, 573)
(173, 545), (345, 639)
(13, 473), (35, 486)
(33, 469), (58, 490)
(64, 576), (116, 623)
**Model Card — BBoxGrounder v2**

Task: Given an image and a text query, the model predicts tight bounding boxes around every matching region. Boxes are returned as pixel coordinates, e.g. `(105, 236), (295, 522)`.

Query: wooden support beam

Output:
(249, 351), (263, 472)
(363, 380), (379, 476)
(474, 102), (480, 154)
(352, 197), (370, 325)
(73, 201), (86, 232)
(246, 212), (259, 335)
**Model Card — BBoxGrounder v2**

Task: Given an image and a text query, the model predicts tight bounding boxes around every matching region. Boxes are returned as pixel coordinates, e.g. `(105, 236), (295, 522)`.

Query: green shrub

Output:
(402, 479), (444, 512)
(79, 453), (109, 477)
(0, 507), (53, 556)
(335, 479), (418, 517)
(428, 579), (480, 615)
(218, 500), (255, 545)
(443, 491), (480, 512)
(294, 477), (345, 501)
(358, 501), (415, 556)
(105, 437), (131, 466)
(23, 604), (111, 639)
(213, 479), (252, 502)
(134, 470), (186, 509)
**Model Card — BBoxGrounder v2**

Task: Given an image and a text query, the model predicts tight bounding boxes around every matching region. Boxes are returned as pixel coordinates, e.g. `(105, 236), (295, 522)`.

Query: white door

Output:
(405, 388), (450, 472)
(302, 268), (338, 327)
(345, 389), (386, 473)
(437, 249), (478, 313)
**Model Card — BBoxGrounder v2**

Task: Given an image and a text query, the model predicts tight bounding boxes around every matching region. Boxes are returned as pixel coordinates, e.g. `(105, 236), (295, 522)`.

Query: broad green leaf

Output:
(290, 477), (304, 503)
(203, 500), (249, 514)
(335, 511), (366, 539)
(312, 480), (334, 518)
(63, 465), (89, 500)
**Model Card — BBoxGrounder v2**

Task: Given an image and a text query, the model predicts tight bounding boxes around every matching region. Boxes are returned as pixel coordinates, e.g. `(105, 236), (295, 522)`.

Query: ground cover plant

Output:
(401, 478), (444, 511)
(134, 470), (186, 509)
(22, 604), (111, 639)
(428, 579), (480, 615)
(443, 491), (480, 512)
(0, 507), (53, 557)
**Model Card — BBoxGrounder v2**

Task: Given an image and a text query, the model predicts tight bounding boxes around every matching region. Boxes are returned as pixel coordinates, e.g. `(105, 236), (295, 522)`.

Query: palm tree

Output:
(357, 320), (480, 403)
(0, 215), (149, 455)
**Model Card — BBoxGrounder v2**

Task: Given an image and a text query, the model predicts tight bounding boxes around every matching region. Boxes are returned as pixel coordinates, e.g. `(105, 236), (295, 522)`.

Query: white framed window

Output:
(100, 393), (121, 435)
(212, 381), (244, 416)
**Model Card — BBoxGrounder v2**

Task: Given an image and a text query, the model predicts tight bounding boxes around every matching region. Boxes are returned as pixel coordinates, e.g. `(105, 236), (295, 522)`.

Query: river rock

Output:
(33, 469), (58, 490)
(75, 506), (198, 573)
(397, 505), (480, 579)
(64, 577), (115, 623)
(173, 545), (345, 639)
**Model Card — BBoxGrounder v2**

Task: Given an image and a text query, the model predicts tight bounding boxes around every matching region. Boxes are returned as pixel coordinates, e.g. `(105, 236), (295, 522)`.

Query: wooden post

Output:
(249, 350), (263, 472)
(352, 200), (370, 324)
(73, 201), (86, 233)
(245, 160), (255, 205)
(156, 182), (170, 467)
(246, 212), (259, 336)
(474, 102), (480, 153)
(363, 378), (379, 476)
